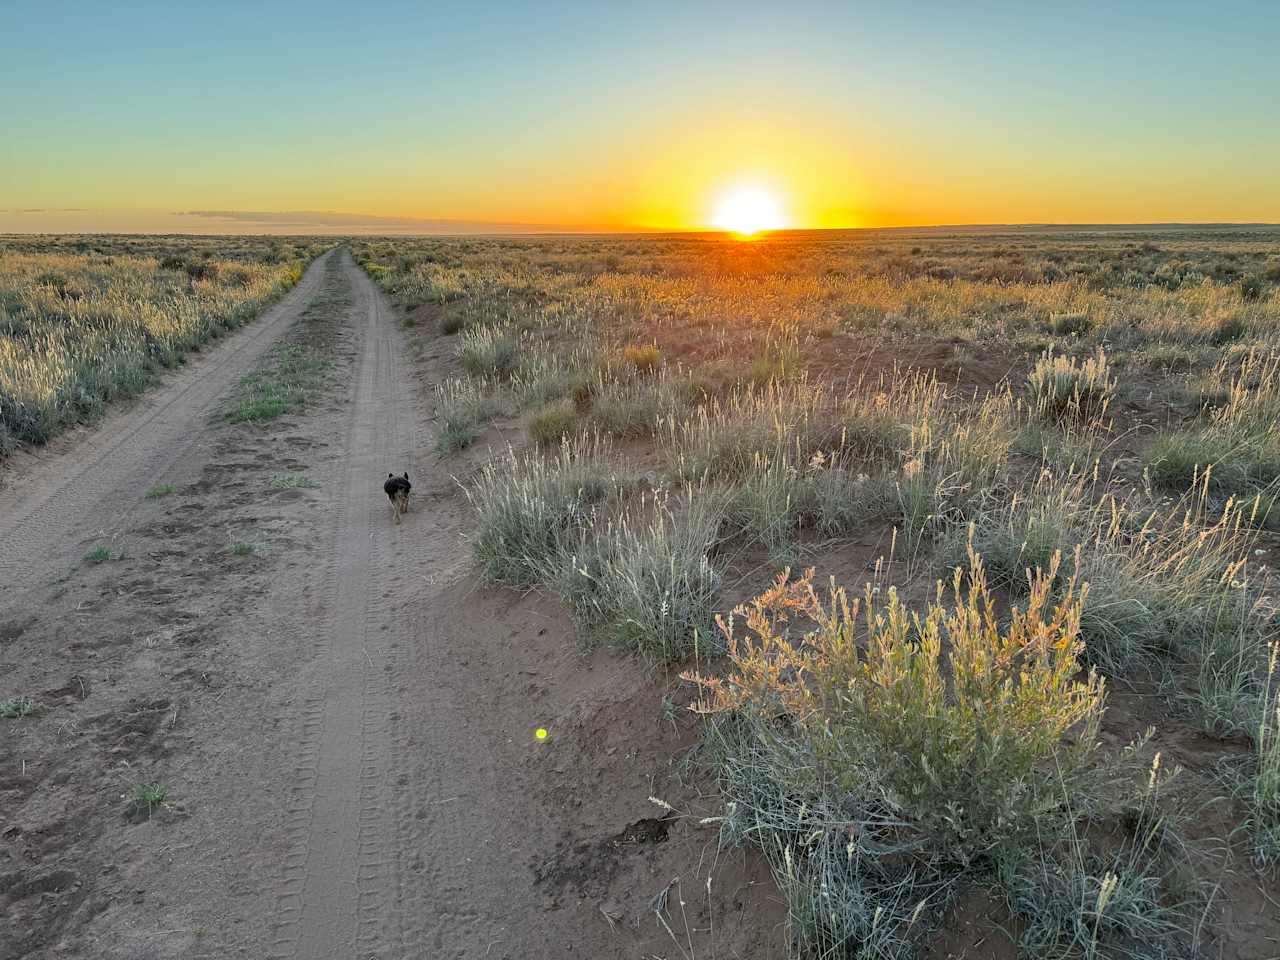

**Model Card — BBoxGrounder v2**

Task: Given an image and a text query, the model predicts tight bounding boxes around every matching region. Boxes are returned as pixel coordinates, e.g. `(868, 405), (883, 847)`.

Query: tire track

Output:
(268, 251), (421, 959)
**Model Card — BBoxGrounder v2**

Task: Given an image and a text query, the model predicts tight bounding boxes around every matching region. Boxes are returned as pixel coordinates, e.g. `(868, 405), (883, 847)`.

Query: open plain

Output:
(3, 228), (1280, 959)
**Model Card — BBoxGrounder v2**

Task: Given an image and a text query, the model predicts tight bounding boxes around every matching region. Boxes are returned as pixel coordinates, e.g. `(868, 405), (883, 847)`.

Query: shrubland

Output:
(356, 228), (1280, 958)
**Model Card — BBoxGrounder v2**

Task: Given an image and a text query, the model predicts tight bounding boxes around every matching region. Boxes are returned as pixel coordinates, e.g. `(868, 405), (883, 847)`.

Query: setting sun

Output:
(711, 185), (787, 236)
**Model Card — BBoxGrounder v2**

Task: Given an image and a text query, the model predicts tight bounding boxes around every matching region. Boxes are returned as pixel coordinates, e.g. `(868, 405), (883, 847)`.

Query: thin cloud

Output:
(175, 209), (654, 235)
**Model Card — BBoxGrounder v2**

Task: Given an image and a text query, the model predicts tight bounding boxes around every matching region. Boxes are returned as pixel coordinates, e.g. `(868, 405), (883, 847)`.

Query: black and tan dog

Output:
(383, 471), (411, 524)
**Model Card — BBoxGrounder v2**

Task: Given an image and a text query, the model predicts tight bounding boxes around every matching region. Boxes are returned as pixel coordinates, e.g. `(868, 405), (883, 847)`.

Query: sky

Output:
(2, 0), (1279, 233)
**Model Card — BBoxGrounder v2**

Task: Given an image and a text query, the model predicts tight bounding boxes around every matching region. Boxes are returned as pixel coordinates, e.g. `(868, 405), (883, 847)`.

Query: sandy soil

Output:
(0, 249), (781, 959)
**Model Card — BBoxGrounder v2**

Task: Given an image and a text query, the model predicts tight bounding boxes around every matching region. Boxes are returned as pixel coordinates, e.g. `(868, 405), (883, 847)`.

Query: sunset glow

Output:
(711, 186), (787, 236)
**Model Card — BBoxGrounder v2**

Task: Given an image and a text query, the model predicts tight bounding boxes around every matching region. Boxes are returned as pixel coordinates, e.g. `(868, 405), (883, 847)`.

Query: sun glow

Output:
(711, 185), (786, 236)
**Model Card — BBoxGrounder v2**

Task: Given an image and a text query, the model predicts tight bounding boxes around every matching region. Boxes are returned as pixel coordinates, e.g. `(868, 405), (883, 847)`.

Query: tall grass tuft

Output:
(434, 377), (502, 452)
(1252, 643), (1280, 864)
(554, 488), (722, 664)
(950, 470), (1272, 732)
(527, 398), (579, 445)
(458, 324), (520, 379)
(1027, 349), (1115, 422)
(999, 751), (1196, 959)
(465, 437), (627, 586)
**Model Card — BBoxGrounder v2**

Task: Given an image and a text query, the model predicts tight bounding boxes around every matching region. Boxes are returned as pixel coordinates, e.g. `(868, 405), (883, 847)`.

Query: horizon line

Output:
(3, 207), (1279, 239)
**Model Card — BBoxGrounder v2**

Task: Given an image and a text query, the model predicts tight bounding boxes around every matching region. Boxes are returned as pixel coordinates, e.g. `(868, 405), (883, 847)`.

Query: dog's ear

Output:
(403, 472), (409, 480)
(387, 473), (394, 478)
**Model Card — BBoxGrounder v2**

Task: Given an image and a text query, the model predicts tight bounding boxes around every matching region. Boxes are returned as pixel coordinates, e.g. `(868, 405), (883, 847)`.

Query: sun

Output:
(712, 185), (786, 236)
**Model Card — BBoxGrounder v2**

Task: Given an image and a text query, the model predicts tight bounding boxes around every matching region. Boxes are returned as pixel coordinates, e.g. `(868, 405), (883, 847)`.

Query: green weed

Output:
(127, 782), (169, 815)
(0, 696), (36, 719)
(269, 473), (318, 489)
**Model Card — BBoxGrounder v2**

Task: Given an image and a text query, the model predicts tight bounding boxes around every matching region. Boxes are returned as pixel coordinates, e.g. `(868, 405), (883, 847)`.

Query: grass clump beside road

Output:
(553, 489), (722, 664)
(459, 325), (520, 379)
(434, 377), (504, 452)
(466, 439), (721, 665)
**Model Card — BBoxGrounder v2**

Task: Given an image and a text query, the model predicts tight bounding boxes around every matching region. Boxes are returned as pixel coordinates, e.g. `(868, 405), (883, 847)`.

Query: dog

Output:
(383, 471), (411, 524)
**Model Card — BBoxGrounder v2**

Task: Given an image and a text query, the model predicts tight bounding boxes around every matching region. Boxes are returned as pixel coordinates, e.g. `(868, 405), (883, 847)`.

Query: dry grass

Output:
(0, 236), (323, 452)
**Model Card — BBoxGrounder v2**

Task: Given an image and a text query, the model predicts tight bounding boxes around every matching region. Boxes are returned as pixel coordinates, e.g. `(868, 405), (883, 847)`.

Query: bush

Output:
(622, 342), (662, 374)
(1027, 349), (1115, 422)
(1240, 275), (1265, 303)
(1050, 311), (1092, 336)
(700, 551), (1103, 863)
(694, 552), (1111, 956)
(527, 398), (579, 445)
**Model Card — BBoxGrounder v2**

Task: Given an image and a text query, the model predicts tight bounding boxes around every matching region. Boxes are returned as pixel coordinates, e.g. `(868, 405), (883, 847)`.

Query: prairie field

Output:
(4, 228), (1280, 960)
(0, 235), (326, 455)
(353, 227), (1280, 959)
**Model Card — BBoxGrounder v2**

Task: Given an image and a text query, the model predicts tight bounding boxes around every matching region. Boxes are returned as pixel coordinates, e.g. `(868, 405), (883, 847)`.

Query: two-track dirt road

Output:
(1, 249), (777, 960)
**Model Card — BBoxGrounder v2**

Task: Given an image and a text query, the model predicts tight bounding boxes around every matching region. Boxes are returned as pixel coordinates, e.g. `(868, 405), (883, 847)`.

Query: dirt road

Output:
(1, 249), (776, 959)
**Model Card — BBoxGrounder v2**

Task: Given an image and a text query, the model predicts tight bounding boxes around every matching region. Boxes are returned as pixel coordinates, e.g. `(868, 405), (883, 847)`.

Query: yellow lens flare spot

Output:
(535, 727), (548, 740)
(712, 185), (786, 237)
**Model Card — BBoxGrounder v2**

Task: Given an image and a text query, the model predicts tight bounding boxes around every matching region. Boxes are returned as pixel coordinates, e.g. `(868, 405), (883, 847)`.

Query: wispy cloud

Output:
(175, 210), (653, 235)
